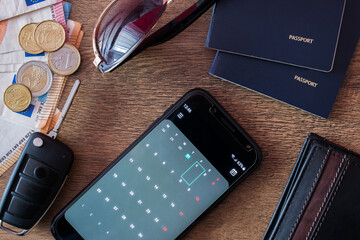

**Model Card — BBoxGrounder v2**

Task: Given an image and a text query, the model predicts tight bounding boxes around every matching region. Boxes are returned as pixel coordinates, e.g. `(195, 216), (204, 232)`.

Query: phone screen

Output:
(54, 91), (260, 240)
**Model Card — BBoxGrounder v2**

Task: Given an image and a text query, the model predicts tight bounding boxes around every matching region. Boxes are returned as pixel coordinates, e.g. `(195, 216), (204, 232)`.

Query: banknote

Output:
(63, 1), (72, 23)
(0, 18), (83, 176)
(0, 73), (66, 173)
(0, 72), (48, 128)
(0, 51), (47, 65)
(67, 19), (82, 45)
(0, 2), (72, 64)
(0, 64), (22, 72)
(0, 19), (81, 127)
(0, 107), (60, 175)
(0, 2), (67, 54)
(0, 117), (35, 175)
(0, 0), (62, 21)
(0, 19), (81, 72)
(75, 30), (84, 48)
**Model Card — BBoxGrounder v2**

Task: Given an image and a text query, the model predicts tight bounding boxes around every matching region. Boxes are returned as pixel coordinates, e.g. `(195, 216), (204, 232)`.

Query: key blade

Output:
(48, 79), (80, 139)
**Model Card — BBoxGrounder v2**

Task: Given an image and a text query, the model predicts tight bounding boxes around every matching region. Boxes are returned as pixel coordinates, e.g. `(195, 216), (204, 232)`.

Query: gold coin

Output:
(48, 43), (81, 76)
(18, 23), (43, 55)
(34, 20), (65, 52)
(4, 84), (32, 112)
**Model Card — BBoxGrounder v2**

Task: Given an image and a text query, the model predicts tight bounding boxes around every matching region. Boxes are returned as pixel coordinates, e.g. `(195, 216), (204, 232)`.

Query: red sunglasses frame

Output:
(93, 0), (217, 73)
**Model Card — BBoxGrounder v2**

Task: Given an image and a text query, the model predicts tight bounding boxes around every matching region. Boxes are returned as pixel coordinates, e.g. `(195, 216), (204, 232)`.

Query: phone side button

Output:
(145, 118), (161, 132)
(163, 104), (174, 116)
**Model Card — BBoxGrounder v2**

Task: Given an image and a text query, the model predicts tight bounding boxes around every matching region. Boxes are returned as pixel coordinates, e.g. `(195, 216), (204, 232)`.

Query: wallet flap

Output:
(312, 158), (360, 239)
(263, 133), (360, 240)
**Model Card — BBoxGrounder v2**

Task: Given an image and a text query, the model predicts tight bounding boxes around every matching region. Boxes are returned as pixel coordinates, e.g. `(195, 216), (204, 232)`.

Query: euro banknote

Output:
(0, 72), (49, 128)
(0, 0), (62, 21)
(0, 18), (81, 69)
(0, 64), (22, 72)
(63, 1), (72, 23)
(0, 21), (83, 174)
(0, 51), (47, 65)
(0, 19), (82, 127)
(0, 2), (67, 54)
(0, 19), (81, 72)
(0, 117), (35, 175)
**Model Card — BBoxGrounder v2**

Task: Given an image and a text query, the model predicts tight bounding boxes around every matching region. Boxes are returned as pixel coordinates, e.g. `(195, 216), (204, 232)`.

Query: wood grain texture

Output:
(1, 0), (360, 239)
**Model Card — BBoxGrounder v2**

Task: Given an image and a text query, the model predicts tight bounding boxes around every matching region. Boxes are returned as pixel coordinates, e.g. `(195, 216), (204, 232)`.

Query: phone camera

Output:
(210, 107), (217, 114)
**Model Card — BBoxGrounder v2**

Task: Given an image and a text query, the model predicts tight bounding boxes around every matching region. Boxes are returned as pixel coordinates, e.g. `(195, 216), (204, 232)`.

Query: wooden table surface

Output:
(1, 0), (359, 239)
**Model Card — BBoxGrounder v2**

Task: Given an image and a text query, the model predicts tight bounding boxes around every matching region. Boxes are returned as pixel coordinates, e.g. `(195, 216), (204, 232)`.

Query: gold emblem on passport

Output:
(18, 23), (44, 55)
(34, 20), (66, 52)
(289, 35), (314, 44)
(4, 84), (32, 112)
(294, 75), (318, 87)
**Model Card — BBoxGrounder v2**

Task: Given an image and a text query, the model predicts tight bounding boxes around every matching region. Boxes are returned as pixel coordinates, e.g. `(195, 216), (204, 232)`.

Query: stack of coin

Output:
(19, 20), (66, 53)
(18, 20), (81, 77)
(18, 23), (43, 55)
(5, 20), (82, 112)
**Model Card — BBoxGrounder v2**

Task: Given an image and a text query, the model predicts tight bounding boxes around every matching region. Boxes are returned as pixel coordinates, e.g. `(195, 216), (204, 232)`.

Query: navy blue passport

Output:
(209, 0), (360, 118)
(206, 0), (346, 72)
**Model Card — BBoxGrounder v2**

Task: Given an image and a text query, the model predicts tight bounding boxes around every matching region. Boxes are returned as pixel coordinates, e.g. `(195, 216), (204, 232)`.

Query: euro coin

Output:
(18, 23), (43, 55)
(48, 43), (81, 76)
(4, 84), (32, 112)
(34, 20), (65, 52)
(16, 61), (53, 97)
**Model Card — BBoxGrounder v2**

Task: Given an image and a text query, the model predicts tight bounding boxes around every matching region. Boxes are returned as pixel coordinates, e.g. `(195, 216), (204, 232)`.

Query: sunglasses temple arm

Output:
(145, 0), (217, 47)
(119, 0), (217, 67)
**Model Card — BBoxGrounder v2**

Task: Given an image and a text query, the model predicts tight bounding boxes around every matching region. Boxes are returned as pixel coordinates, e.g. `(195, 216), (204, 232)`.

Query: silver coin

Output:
(16, 61), (53, 97)
(48, 43), (81, 76)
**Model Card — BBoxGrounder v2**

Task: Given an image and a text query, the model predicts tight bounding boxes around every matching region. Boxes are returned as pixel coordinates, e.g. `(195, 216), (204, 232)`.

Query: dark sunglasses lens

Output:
(96, 0), (166, 66)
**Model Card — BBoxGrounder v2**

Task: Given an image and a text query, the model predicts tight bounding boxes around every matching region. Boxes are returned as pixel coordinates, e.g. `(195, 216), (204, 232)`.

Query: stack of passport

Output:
(206, 0), (360, 118)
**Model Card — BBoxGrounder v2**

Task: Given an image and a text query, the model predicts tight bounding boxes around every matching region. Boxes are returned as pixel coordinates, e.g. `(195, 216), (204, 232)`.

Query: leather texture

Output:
(263, 133), (360, 240)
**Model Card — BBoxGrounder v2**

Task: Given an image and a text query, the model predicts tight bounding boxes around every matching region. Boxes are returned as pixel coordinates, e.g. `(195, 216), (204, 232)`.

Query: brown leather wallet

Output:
(263, 133), (360, 240)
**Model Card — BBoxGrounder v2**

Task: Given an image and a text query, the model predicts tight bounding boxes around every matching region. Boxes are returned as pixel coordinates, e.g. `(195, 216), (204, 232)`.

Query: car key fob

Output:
(0, 132), (74, 236)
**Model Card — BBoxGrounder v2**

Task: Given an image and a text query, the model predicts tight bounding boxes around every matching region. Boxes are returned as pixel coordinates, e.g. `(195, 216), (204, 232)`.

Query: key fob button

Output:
(15, 177), (50, 204)
(32, 137), (44, 147)
(0, 132), (74, 232)
(34, 167), (47, 179)
(8, 196), (38, 219)
(22, 157), (58, 185)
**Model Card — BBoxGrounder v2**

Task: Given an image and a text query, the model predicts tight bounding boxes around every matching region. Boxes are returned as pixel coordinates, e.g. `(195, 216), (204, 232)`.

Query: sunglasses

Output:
(93, 0), (216, 73)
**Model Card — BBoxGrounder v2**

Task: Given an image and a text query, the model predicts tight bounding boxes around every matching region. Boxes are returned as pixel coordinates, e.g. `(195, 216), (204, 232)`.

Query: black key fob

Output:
(0, 132), (74, 236)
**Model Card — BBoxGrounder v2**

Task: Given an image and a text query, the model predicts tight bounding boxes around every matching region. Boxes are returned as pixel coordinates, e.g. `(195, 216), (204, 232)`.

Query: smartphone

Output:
(51, 89), (261, 240)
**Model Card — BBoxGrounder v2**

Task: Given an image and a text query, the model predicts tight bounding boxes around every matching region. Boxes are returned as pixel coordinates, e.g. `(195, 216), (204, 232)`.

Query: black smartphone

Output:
(51, 89), (261, 240)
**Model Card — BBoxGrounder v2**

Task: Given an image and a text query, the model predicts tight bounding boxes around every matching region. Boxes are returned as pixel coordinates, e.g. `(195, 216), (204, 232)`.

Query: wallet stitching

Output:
(287, 147), (331, 240)
(306, 153), (346, 239)
(269, 145), (320, 239)
(312, 157), (350, 240)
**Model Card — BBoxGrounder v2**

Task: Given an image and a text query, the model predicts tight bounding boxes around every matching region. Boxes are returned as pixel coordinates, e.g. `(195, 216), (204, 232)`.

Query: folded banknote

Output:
(63, 1), (72, 22)
(0, 0), (62, 21)
(0, 22), (83, 175)
(0, 19), (81, 72)
(0, 51), (47, 65)
(0, 19), (82, 127)
(0, 2), (67, 55)
(0, 64), (22, 72)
